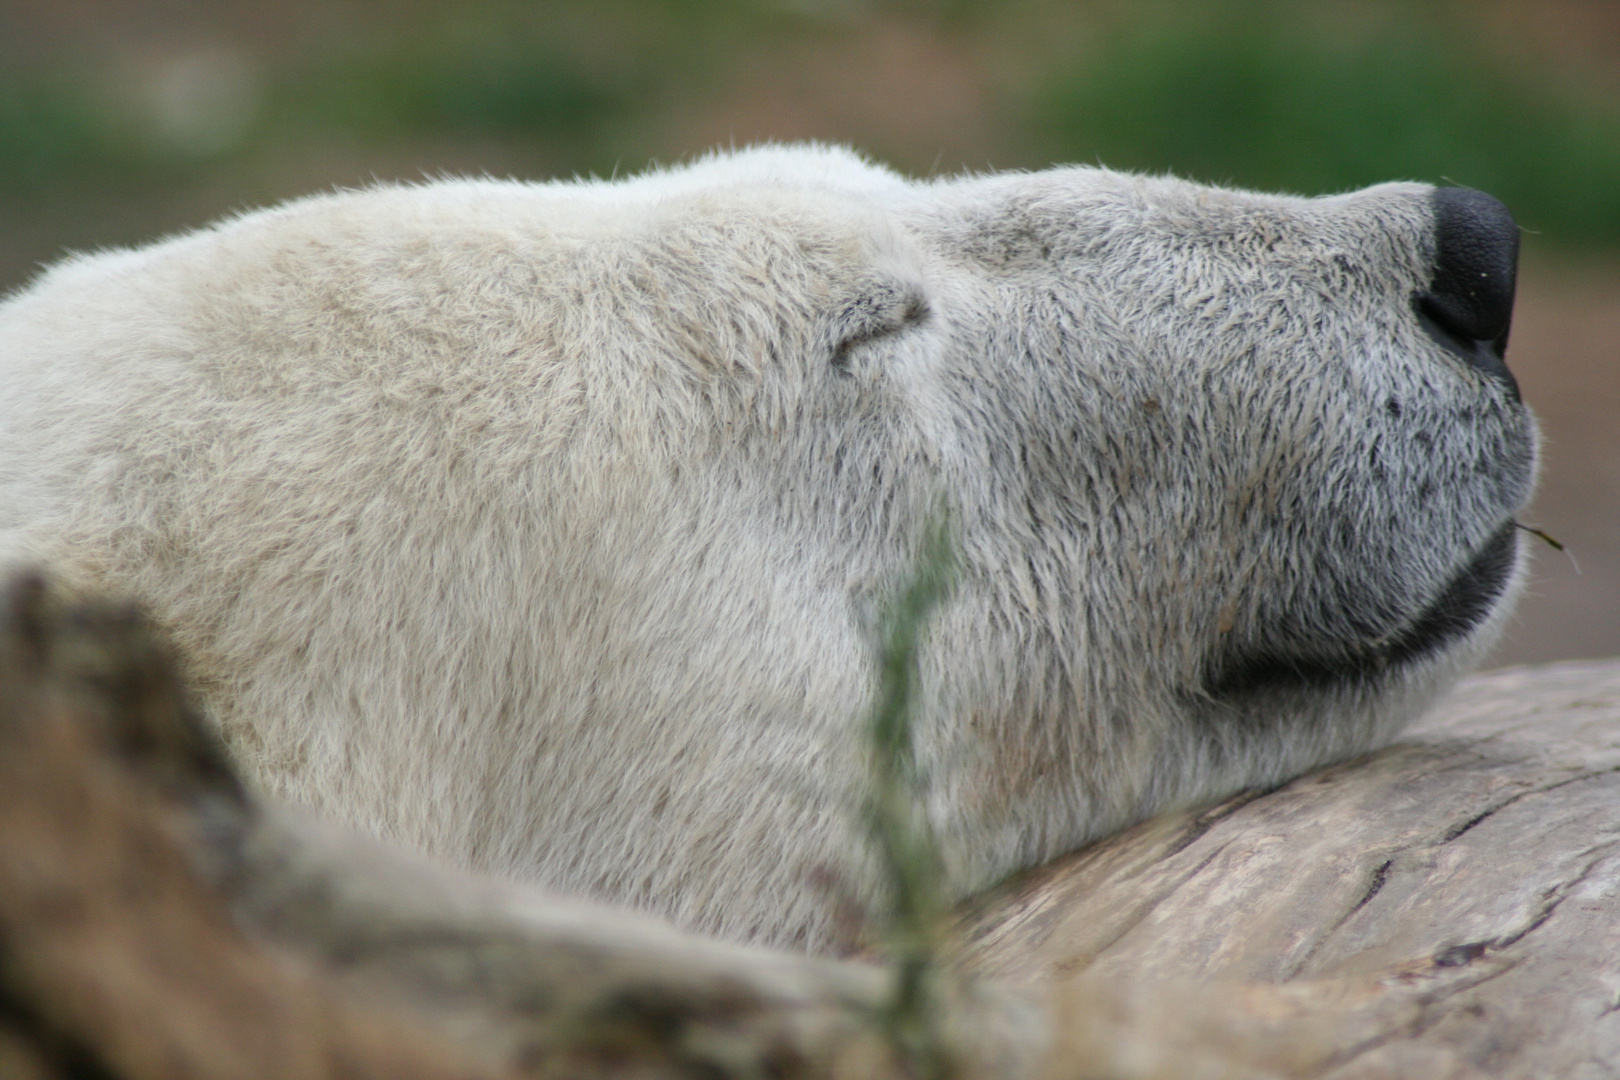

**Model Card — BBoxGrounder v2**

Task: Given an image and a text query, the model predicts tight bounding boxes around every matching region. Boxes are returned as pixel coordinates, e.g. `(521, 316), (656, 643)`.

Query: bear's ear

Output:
(829, 279), (931, 372)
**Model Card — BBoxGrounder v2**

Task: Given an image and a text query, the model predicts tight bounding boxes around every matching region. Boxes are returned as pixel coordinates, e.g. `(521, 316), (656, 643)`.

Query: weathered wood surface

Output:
(4, 575), (1619, 1078)
(0, 578), (503, 1080)
(961, 660), (1620, 1078)
(0, 578), (1031, 1079)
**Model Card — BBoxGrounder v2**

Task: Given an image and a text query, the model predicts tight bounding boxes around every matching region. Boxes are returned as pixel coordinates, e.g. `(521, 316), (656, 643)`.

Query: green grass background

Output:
(2, 0), (1617, 280)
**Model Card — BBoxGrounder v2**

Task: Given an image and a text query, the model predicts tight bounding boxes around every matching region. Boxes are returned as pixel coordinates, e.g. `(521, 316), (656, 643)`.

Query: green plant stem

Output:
(866, 519), (956, 1079)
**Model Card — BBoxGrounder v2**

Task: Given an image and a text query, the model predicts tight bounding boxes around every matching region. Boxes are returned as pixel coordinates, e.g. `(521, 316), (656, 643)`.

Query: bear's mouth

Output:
(1205, 520), (1519, 700)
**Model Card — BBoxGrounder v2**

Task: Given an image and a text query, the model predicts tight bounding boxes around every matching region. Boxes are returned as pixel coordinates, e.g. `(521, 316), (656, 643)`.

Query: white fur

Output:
(0, 146), (1537, 950)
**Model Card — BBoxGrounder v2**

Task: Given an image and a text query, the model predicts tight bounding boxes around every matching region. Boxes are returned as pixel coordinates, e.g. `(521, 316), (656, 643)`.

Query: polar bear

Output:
(0, 145), (1535, 952)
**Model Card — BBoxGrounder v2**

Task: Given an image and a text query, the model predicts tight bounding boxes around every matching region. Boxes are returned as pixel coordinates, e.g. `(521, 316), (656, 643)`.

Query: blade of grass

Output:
(866, 514), (958, 1080)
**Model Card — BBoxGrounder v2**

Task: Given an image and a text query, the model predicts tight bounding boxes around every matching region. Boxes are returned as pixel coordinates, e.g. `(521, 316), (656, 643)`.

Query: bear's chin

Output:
(1204, 520), (1520, 703)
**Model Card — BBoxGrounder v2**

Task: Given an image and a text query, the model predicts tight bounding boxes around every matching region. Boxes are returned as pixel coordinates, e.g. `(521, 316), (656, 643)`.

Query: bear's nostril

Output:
(1414, 186), (1521, 401)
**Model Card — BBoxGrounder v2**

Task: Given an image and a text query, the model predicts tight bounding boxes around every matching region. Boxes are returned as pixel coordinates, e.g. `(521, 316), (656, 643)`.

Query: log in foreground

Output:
(1, 577), (1616, 1078)
(0, 577), (503, 1080)
(960, 660), (1620, 1078)
(0, 578), (1027, 1080)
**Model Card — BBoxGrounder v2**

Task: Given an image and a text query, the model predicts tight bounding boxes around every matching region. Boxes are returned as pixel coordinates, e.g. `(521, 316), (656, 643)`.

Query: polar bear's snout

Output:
(1416, 186), (1521, 400)
(1198, 181), (1532, 705)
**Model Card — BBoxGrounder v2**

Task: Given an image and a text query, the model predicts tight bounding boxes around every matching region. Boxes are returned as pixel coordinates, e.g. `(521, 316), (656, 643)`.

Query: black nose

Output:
(1414, 187), (1521, 400)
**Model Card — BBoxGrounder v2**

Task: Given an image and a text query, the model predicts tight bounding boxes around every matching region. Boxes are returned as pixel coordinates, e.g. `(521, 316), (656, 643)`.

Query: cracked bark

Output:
(961, 659), (1620, 1079)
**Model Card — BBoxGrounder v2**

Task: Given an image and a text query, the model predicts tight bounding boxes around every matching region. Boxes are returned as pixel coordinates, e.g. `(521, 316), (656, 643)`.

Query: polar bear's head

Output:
(0, 144), (1536, 949)
(566, 145), (1535, 908)
(599, 145), (1535, 860)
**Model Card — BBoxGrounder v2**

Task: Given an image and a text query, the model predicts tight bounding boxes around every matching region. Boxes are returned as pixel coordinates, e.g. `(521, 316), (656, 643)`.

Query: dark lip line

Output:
(1205, 520), (1519, 699)
(1414, 294), (1521, 403)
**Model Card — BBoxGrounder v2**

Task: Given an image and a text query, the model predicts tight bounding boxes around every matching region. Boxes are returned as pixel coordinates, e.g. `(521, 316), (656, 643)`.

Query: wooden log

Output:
(0, 575), (506, 1080)
(0, 576), (1034, 1079)
(4, 571), (1617, 1078)
(961, 660), (1620, 1078)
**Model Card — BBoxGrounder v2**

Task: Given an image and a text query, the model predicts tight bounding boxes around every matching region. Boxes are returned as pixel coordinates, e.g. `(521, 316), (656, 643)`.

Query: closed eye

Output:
(832, 295), (931, 371)
(899, 295), (930, 325)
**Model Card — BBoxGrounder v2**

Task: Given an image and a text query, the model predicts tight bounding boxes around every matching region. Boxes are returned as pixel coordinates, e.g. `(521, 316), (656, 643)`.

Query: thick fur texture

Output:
(0, 146), (1536, 951)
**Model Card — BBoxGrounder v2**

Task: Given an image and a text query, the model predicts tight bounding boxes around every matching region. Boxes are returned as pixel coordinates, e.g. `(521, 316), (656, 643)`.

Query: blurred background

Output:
(1, 0), (1615, 668)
